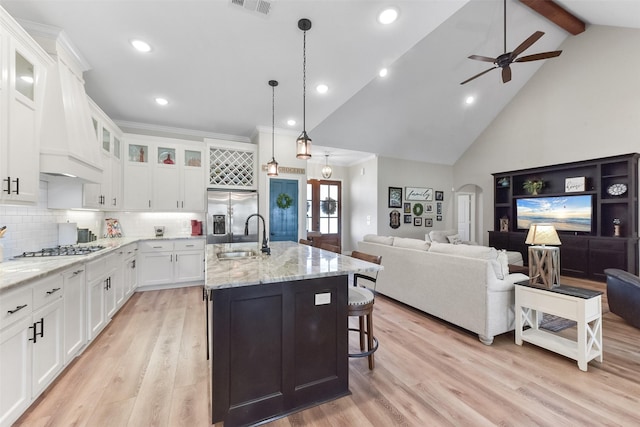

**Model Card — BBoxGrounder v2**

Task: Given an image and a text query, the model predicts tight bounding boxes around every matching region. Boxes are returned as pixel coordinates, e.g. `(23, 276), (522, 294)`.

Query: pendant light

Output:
(296, 18), (312, 159)
(267, 80), (279, 176)
(321, 154), (332, 179)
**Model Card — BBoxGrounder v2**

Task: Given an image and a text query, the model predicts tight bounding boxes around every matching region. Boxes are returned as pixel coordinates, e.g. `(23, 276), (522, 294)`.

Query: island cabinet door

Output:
(211, 275), (349, 426)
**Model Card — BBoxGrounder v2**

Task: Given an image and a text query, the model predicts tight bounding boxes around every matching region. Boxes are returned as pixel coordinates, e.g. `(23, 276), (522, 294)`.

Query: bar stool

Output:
(319, 242), (341, 253)
(349, 251), (382, 370)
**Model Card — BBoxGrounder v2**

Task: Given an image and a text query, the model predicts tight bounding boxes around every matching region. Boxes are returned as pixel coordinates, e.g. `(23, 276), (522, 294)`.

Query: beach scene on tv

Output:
(516, 195), (592, 232)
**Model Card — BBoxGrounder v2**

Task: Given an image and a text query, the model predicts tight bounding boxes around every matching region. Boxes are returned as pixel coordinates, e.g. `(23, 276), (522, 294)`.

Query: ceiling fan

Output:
(460, 0), (562, 85)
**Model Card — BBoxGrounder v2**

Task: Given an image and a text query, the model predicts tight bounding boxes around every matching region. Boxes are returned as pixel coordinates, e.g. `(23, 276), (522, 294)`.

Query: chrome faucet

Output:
(244, 213), (270, 255)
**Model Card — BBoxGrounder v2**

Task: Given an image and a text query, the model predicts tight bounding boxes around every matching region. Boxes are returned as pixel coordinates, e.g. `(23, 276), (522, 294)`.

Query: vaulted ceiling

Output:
(2, 0), (639, 166)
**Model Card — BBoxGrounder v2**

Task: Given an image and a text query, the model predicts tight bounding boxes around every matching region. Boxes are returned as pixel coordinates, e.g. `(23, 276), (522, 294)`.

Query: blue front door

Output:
(269, 179), (298, 242)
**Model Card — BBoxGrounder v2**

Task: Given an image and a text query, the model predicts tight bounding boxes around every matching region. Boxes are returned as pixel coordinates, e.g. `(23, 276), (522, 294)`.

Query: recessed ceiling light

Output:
(131, 39), (151, 53)
(155, 97), (168, 106)
(287, 119), (296, 126)
(316, 84), (328, 94)
(465, 96), (475, 105)
(379, 68), (388, 78)
(378, 7), (399, 25)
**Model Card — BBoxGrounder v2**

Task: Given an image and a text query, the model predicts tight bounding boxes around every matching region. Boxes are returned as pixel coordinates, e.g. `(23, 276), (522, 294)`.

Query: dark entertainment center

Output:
(489, 153), (639, 281)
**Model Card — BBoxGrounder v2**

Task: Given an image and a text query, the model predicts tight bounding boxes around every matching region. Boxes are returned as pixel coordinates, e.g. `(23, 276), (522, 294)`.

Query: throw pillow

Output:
(363, 234), (394, 246)
(424, 233), (432, 243)
(447, 234), (462, 245)
(393, 237), (430, 251)
(428, 229), (458, 243)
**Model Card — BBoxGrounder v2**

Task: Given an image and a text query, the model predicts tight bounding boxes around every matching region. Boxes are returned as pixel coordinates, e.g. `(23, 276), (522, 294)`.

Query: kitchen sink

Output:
(216, 250), (260, 260)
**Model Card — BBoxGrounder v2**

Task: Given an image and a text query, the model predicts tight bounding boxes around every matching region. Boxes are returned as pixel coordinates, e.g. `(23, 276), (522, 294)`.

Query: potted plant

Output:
(523, 178), (544, 195)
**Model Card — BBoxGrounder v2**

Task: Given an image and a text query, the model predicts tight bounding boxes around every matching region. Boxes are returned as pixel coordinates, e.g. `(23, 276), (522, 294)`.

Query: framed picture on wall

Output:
(414, 217), (423, 226)
(435, 191), (444, 201)
(437, 202), (442, 215)
(436, 215), (443, 221)
(425, 218), (433, 227)
(404, 215), (412, 224)
(388, 187), (402, 208)
(404, 202), (411, 213)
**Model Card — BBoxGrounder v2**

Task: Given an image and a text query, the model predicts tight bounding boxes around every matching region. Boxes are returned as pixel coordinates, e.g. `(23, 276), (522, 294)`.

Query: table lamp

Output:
(525, 223), (562, 288)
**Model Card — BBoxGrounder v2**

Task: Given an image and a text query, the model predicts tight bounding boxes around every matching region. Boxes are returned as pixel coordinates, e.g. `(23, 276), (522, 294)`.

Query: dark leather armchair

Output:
(604, 268), (640, 329)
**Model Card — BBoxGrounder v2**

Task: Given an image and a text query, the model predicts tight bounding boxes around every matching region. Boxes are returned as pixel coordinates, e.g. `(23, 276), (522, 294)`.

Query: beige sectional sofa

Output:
(357, 234), (528, 345)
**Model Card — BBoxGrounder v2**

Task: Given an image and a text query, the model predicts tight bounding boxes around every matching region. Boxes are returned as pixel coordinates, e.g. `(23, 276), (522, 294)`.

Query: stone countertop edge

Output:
(205, 241), (383, 290)
(0, 236), (205, 293)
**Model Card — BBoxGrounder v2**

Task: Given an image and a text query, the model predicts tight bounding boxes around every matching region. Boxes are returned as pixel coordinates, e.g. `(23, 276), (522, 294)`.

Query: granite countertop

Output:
(0, 236), (205, 293)
(206, 241), (383, 290)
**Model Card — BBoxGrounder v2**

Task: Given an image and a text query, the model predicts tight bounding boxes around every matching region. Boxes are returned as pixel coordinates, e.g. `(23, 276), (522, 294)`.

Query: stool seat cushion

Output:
(349, 287), (374, 306)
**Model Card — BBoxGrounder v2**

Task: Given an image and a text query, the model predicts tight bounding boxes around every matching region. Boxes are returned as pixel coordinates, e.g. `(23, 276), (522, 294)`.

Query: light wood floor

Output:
(16, 277), (640, 426)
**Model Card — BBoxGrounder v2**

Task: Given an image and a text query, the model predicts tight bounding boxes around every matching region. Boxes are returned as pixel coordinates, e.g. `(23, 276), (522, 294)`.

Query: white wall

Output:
(346, 156), (378, 252)
(453, 25), (640, 246)
(377, 157), (454, 239)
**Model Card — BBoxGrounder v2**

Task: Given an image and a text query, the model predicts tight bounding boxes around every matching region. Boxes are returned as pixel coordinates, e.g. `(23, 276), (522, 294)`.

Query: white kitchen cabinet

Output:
(123, 134), (205, 211)
(123, 243), (138, 298)
(62, 266), (86, 364)
(0, 285), (32, 427)
(86, 254), (115, 340)
(84, 101), (123, 210)
(123, 139), (152, 210)
(110, 248), (126, 311)
(0, 273), (64, 427)
(0, 10), (52, 205)
(138, 239), (205, 289)
(0, 316), (32, 427)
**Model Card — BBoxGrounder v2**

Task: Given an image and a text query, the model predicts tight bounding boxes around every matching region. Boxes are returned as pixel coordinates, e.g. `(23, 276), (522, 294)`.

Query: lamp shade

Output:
(525, 223), (561, 245)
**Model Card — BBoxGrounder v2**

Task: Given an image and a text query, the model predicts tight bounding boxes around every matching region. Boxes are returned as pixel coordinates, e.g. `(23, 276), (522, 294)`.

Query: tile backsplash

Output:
(0, 181), (205, 260)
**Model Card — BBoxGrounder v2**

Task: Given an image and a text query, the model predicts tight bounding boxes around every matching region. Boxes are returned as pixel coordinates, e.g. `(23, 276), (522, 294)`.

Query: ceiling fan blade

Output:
(515, 50), (562, 62)
(468, 55), (496, 63)
(511, 31), (544, 58)
(460, 66), (497, 85)
(502, 65), (512, 83)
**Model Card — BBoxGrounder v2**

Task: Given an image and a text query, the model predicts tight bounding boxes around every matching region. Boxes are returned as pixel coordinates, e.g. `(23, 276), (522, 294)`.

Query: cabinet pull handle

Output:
(181, 201), (184, 208)
(170, 254), (173, 262)
(113, 197), (117, 206)
(132, 260), (136, 268)
(7, 304), (27, 314)
(152, 246), (162, 248)
(177, 201), (179, 208)
(29, 323), (37, 343)
(3, 177), (10, 194)
(149, 200), (151, 208)
(29, 318), (44, 343)
(186, 244), (194, 247)
(175, 254), (178, 262)
(38, 318), (44, 339)
(46, 287), (61, 295)
(73, 269), (84, 275)
(12, 177), (19, 194)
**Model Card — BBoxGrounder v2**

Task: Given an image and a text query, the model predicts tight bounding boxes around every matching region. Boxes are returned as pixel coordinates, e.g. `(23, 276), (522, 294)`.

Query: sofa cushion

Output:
(393, 237), (431, 251)
(363, 234), (394, 246)
(496, 250), (510, 279)
(429, 229), (459, 243)
(429, 241), (506, 279)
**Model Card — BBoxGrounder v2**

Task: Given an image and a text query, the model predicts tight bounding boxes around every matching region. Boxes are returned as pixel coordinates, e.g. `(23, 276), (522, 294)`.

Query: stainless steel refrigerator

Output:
(207, 190), (259, 244)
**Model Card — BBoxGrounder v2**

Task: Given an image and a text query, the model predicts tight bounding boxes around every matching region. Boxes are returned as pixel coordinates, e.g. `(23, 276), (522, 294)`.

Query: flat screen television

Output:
(516, 194), (593, 233)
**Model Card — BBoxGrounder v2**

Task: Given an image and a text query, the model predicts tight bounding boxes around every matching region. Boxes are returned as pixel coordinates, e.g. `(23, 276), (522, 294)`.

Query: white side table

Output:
(515, 282), (603, 371)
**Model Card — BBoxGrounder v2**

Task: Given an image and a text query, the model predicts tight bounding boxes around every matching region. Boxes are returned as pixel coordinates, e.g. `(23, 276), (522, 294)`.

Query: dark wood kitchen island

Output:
(205, 241), (382, 426)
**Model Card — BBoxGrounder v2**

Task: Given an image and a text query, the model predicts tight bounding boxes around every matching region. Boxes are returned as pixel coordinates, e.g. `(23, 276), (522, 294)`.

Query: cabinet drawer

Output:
(86, 258), (106, 282)
(174, 239), (205, 251)
(139, 240), (174, 252)
(0, 286), (33, 329)
(33, 275), (64, 310)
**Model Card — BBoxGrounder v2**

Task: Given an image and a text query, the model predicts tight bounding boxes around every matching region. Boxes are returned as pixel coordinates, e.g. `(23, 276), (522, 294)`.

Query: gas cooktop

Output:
(15, 245), (105, 258)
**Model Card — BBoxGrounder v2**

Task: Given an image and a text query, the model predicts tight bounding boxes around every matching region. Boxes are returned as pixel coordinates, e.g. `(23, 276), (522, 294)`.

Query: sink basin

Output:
(217, 250), (260, 260)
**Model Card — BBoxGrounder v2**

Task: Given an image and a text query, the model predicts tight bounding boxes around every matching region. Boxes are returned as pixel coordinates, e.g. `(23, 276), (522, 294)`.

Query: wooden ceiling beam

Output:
(519, 0), (585, 35)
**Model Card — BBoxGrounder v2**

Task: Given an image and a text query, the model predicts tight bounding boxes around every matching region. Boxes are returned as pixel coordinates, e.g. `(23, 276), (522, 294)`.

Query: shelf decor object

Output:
(267, 80), (279, 176)
(523, 177), (544, 195)
(296, 18), (313, 160)
(526, 223), (562, 289)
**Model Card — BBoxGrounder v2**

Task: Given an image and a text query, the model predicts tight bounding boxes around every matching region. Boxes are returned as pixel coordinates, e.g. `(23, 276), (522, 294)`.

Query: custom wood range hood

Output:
(21, 20), (103, 183)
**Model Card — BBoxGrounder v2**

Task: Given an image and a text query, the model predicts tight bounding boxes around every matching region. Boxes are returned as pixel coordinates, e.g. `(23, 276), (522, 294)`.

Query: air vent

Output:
(230, 0), (272, 15)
